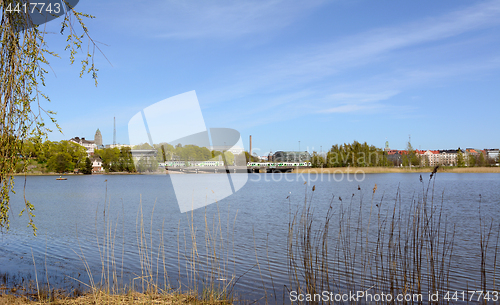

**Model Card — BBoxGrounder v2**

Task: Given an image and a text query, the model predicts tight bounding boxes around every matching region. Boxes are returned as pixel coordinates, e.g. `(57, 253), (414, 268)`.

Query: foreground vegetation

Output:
(0, 290), (205, 305)
(2, 169), (500, 304)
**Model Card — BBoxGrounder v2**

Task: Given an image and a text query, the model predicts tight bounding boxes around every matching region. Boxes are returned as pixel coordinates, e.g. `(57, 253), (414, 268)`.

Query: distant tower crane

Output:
(113, 117), (116, 145)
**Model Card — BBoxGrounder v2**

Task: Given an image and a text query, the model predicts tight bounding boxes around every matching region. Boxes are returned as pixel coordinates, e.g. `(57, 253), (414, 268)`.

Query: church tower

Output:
(94, 128), (103, 147)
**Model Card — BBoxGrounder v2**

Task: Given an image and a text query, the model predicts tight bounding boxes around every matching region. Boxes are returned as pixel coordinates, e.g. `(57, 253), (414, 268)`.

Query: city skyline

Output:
(65, 129), (499, 158)
(41, 0), (500, 152)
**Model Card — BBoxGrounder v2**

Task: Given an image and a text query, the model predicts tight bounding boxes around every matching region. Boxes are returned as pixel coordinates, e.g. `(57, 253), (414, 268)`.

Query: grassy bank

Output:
(294, 166), (500, 174)
(0, 289), (233, 304)
(0, 290), (202, 305)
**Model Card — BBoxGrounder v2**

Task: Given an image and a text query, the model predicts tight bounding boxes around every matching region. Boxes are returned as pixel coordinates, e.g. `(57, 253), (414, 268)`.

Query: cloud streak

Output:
(319, 104), (380, 114)
(114, 0), (326, 39)
(200, 0), (500, 122)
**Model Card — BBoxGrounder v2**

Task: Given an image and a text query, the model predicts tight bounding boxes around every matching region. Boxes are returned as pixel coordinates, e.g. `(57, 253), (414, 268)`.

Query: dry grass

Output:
(294, 166), (500, 174)
(0, 290), (215, 304)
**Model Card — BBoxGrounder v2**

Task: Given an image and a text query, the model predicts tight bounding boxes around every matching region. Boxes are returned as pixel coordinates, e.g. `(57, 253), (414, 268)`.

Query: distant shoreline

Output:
(13, 172), (139, 176)
(294, 167), (500, 174)
(12, 167), (500, 176)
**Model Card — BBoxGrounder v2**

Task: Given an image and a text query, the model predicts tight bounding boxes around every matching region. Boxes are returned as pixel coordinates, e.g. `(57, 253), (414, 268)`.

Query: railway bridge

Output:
(164, 162), (311, 174)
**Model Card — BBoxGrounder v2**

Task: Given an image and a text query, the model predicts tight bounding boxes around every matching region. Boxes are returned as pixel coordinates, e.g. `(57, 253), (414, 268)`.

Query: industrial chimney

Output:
(249, 135), (252, 156)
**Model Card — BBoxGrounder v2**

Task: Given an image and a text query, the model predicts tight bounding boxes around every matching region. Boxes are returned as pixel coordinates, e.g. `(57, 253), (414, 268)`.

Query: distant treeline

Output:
(310, 141), (499, 168)
(16, 140), (258, 174)
(310, 141), (391, 168)
(15, 139), (499, 173)
(17, 139), (92, 174)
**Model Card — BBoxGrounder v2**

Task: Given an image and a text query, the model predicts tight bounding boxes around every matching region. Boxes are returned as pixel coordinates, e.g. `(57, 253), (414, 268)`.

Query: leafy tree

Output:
(81, 157), (92, 175)
(40, 141), (87, 173)
(134, 143), (154, 150)
(0, 3), (100, 233)
(242, 151), (259, 163)
(478, 152), (486, 167)
(457, 149), (465, 167)
(119, 147), (135, 172)
(47, 152), (73, 173)
(468, 154), (476, 167)
(404, 141), (420, 167)
(95, 147), (129, 172)
(136, 156), (158, 173)
(311, 152), (325, 168)
(324, 141), (386, 167)
(224, 151), (235, 165)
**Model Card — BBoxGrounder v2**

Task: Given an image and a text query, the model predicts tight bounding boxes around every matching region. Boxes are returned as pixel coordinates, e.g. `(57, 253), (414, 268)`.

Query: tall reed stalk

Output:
(287, 169), (499, 304)
(70, 186), (239, 304)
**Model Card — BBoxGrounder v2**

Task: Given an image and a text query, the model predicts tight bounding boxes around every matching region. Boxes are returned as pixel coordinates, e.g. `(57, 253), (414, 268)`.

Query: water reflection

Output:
(1, 173), (499, 303)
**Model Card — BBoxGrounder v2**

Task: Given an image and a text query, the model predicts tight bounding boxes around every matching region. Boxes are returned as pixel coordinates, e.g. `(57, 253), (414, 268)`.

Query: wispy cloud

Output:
(315, 91), (399, 114)
(105, 0), (500, 131)
(113, 0), (326, 39)
(327, 91), (400, 104)
(200, 0), (500, 122)
(246, 0), (500, 90)
(319, 104), (380, 114)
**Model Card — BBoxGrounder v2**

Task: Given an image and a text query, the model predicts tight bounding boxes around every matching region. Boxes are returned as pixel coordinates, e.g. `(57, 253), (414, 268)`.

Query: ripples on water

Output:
(1, 173), (499, 303)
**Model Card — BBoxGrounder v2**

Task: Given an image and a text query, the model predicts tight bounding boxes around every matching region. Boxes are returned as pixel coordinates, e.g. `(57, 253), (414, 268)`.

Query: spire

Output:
(94, 128), (103, 147)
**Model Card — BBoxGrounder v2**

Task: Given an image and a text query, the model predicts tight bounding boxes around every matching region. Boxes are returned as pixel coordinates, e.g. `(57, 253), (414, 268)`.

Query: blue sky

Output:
(42, 0), (500, 155)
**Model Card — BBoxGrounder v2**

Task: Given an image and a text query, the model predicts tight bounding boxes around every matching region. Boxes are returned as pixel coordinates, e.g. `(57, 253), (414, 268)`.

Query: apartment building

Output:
(419, 150), (440, 166)
(69, 137), (97, 156)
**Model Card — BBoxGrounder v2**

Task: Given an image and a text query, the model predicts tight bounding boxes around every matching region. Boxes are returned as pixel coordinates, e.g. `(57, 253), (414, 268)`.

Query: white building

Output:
(69, 137), (97, 156)
(106, 144), (133, 149)
(419, 150), (440, 166)
(485, 149), (500, 161)
(91, 157), (104, 173)
(438, 149), (459, 166)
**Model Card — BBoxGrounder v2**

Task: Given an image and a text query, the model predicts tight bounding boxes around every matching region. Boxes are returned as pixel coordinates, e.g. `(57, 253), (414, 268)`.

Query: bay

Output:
(1, 173), (499, 303)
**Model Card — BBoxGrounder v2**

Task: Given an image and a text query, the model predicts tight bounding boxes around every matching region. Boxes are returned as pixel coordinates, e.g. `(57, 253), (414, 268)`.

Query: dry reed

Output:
(286, 170), (500, 304)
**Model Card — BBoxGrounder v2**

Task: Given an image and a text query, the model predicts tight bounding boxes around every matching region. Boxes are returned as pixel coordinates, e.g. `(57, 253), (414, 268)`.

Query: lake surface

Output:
(1, 172), (500, 303)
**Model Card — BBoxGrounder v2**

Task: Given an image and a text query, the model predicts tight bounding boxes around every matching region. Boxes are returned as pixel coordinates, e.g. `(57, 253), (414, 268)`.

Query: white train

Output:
(164, 161), (225, 167)
(247, 162), (311, 167)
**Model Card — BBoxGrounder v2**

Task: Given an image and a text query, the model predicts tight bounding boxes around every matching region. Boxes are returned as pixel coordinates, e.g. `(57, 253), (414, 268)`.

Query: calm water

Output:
(1, 173), (500, 303)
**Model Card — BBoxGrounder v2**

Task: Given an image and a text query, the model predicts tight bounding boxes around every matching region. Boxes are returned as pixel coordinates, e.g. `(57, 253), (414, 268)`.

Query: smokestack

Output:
(249, 135), (252, 156)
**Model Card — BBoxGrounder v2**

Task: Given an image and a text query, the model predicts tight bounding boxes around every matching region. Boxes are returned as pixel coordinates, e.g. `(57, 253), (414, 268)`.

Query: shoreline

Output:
(12, 167), (500, 176)
(294, 166), (500, 174)
(13, 171), (142, 176)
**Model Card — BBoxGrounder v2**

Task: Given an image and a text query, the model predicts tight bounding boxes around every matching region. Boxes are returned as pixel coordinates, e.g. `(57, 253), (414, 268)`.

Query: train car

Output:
(246, 162), (311, 167)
